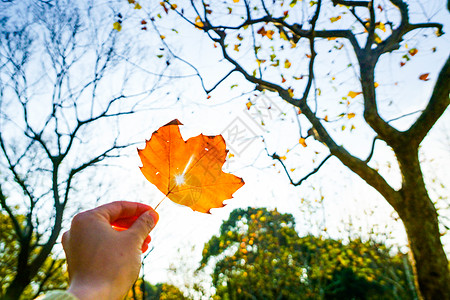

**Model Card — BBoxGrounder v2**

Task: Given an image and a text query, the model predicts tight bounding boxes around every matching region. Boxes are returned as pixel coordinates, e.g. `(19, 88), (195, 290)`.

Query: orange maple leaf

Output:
(138, 120), (244, 213)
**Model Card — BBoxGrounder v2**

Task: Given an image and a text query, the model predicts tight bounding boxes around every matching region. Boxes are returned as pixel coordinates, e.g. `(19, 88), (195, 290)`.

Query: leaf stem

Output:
(154, 194), (168, 211)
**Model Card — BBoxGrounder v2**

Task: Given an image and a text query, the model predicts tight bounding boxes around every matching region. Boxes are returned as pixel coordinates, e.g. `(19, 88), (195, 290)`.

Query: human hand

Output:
(62, 201), (159, 300)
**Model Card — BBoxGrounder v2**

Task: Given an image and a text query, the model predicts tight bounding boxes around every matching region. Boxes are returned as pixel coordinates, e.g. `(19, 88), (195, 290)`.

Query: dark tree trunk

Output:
(2, 269), (31, 300)
(355, 50), (450, 300)
(2, 205), (63, 300)
(2, 231), (33, 300)
(396, 149), (450, 300)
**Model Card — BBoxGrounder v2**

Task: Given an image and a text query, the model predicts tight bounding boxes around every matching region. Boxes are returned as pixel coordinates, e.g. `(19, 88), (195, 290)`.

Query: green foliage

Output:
(200, 208), (417, 300)
(0, 213), (68, 299)
(125, 279), (188, 300)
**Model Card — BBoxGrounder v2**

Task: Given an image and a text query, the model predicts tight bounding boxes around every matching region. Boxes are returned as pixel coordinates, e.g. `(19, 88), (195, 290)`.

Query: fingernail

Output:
(141, 242), (149, 253)
(148, 210), (159, 227)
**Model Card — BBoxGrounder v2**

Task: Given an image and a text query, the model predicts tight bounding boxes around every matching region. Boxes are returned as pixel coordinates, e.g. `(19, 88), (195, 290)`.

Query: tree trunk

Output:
(396, 149), (450, 300)
(2, 207), (62, 299)
(2, 230), (33, 300)
(2, 268), (31, 300)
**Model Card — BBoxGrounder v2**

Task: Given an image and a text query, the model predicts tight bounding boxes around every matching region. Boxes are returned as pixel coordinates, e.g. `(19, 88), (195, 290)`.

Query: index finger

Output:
(93, 201), (153, 224)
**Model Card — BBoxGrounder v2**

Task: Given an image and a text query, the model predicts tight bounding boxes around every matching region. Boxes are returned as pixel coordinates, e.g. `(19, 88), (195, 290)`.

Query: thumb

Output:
(128, 209), (159, 240)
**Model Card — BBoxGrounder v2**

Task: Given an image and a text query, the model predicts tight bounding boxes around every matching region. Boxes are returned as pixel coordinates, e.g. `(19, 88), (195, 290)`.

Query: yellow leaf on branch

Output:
(288, 88), (294, 97)
(330, 16), (341, 23)
(284, 59), (291, 68)
(113, 21), (122, 32)
(256, 59), (266, 67)
(348, 91), (362, 98)
(271, 60), (280, 67)
(299, 138), (307, 147)
(374, 33), (382, 44)
(409, 48), (418, 56)
(195, 16), (204, 28)
(375, 22), (386, 32)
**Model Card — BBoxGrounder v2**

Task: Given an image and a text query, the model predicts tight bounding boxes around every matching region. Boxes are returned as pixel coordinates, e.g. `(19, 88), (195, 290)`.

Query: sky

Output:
(1, 0), (449, 292)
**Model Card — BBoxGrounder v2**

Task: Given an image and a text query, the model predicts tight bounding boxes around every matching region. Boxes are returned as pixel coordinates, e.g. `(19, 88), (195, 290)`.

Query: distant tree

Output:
(0, 0), (167, 298)
(199, 207), (417, 300)
(124, 278), (188, 300)
(0, 212), (68, 299)
(125, 0), (449, 297)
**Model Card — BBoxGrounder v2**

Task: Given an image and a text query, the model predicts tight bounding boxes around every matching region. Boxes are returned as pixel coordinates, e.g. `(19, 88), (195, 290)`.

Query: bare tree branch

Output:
(32, 258), (65, 299)
(62, 143), (128, 207)
(0, 133), (36, 208)
(387, 110), (423, 124)
(0, 184), (24, 241)
(331, 0), (369, 7)
(0, 1), (169, 297)
(205, 68), (237, 94)
(300, 102), (402, 209)
(377, 1), (443, 54)
(364, 136), (379, 163)
(406, 54), (450, 146)
(272, 153), (332, 186)
(193, 5), (401, 209)
(365, 0), (376, 50)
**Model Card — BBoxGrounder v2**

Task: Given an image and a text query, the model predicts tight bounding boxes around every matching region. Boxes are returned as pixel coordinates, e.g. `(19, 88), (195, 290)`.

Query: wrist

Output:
(67, 280), (112, 300)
